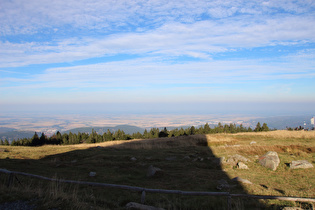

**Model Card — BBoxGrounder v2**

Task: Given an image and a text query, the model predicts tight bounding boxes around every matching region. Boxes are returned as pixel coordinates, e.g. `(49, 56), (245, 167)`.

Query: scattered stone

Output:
(216, 179), (230, 190)
(146, 165), (161, 177)
(71, 159), (77, 163)
(126, 202), (165, 210)
(232, 177), (252, 184)
(282, 207), (303, 210)
(290, 160), (313, 169)
(130, 157), (137, 161)
(237, 162), (249, 169)
(165, 156), (176, 161)
(89, 172), (96, 177)
(250, 141), (257, 145)
(259, 151), (280, 171)
(226, 154), (250, 166)
(183, 156), (190, 160)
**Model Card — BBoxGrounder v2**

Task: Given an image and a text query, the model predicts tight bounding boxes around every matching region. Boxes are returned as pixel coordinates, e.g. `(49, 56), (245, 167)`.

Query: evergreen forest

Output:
(1, 122), (269, 146)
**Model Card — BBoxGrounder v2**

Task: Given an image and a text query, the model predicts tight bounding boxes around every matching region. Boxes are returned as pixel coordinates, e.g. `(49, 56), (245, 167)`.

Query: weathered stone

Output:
(146, 165), (161, 177)
(130, 157), (137, 161)
(237, 162), (249, 169)
(290, 160), (313, 169)
(282, 207), (303, 210)
(259, 151), (280, 171)
(232, 177), (252, 184)
(216, 179), (230, 190)
(250, 141), (257, 145)
(226, 154), (250, 166)
(126, 202), (165, 210)
(89, 172), (96, 177)
(183, 156), (190, 160)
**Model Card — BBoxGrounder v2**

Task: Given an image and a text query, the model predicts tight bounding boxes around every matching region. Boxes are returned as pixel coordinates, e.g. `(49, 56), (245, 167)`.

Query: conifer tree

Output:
(261, 123), (269, 131)
(254, 122), (262, 132)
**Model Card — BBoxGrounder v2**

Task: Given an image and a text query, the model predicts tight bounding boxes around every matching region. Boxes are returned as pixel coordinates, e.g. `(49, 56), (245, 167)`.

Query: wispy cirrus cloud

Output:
(1, 14), (315, 68)
(1, 0), (314, 114)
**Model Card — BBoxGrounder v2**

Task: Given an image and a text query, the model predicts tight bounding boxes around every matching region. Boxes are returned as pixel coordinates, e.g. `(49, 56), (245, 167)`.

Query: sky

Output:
(0, 0), (315, 116)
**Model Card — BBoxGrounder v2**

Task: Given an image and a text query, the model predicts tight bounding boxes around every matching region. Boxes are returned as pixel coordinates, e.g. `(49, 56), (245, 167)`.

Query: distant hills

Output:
(0, 130), (36, 142)
(0, 127), (17, 133)
(1, 115), (313, 142)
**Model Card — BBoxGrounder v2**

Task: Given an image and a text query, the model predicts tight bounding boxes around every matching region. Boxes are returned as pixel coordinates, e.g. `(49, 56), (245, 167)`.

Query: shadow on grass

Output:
(0, 135), (275, 209)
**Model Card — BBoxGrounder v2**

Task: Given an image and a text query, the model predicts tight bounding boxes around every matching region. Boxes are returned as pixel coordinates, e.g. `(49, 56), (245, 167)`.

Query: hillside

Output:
(0, 130), (314, 209)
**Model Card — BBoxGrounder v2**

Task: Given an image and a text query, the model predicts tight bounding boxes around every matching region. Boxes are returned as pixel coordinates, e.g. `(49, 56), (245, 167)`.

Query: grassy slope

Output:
(0, 130), (314, 209)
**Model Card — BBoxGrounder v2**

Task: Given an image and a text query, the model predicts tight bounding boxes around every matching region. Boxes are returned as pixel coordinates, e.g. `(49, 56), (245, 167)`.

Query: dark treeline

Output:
(1, 122), (269, 147)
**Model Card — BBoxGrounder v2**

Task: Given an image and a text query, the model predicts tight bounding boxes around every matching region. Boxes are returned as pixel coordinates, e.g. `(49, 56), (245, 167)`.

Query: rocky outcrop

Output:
(290, 160), (313, 169)
(226, 154), (250, 166)
(259, 151), (280, 171)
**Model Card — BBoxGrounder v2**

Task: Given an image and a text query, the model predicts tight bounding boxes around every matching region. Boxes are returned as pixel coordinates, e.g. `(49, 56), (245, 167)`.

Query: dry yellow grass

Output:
(235, 130), (315, 139)
(0, 130), (314, 209)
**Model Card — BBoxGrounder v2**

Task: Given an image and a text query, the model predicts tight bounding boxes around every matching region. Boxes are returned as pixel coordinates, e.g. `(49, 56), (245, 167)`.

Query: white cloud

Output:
(1, 13), (315, 68)
(1, 0), (314, 36)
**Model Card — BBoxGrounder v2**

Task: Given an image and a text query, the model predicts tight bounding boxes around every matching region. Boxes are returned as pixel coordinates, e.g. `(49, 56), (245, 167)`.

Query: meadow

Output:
(0, 130), (314, 209)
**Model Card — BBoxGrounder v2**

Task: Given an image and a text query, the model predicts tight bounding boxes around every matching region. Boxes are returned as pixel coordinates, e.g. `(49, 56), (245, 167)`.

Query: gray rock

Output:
(237, 162), (249, 169)
(126, 202), (165, 210)
(290, 160), (313, 169)
(146, 165), (161, 177)
(232, 177), (252, 184)
(89, 172), (96, 177)
(130, 157), (137, 161)
(216, 179), (230, 190)
(226, 154), (250, 166)
(259, 151), (280, 171)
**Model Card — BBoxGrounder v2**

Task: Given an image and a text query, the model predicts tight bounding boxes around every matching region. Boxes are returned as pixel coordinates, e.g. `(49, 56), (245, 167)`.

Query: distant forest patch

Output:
(1, 122), (270, 146)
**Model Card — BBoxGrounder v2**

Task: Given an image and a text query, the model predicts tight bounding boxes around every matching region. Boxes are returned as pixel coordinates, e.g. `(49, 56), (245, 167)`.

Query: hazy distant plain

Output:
(0, 113), (255, 136)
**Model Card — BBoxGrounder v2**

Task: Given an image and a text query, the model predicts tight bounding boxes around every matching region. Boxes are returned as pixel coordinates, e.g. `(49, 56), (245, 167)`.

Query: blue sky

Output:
(0, 0), (315, 116)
